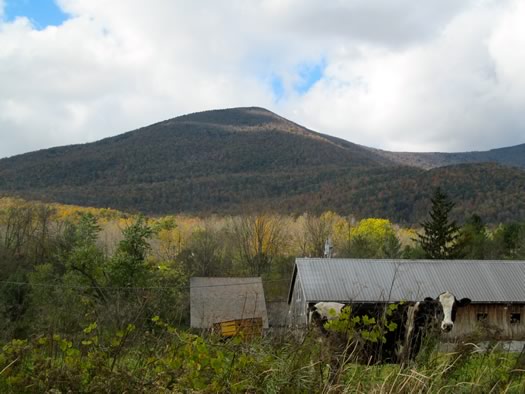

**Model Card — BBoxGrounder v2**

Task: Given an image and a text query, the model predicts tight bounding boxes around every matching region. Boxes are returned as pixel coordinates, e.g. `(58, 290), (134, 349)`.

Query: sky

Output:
(1, 0), (525, 159)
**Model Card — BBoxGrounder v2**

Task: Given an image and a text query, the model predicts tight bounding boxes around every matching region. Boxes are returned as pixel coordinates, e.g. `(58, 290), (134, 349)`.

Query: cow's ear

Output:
(424, 297), (434, 302)
(457, 298), (471, 307)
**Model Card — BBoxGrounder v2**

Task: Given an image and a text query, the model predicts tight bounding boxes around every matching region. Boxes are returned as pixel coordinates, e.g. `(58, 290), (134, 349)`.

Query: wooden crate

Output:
(213, 317), (263, 338)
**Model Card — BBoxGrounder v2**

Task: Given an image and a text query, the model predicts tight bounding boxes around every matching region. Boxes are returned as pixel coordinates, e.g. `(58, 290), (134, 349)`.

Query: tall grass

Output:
(0, 325), (524, 393)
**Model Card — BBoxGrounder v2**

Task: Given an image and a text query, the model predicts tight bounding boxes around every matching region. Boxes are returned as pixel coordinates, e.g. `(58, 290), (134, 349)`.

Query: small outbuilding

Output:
(288, 258), (525, 340)
(190, 277), (269, 336)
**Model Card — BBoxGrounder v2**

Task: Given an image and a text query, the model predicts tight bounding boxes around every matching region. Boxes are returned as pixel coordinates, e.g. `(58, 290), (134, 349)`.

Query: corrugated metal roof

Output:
(190, 277), (269, 329)
(293, 259), (525, 303)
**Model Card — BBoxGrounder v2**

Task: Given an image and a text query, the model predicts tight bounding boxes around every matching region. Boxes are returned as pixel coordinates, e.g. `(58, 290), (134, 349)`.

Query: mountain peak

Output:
(170, 106), (282, 127)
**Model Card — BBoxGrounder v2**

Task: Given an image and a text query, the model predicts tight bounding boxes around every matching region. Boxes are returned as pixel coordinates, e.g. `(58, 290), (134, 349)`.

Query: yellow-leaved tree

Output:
(345, 218), (401, 258)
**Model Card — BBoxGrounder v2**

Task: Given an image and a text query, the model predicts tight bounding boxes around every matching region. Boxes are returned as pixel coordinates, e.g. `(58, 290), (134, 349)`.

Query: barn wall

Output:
(447, 304), (525, 340)
(287, 278), (308, 328)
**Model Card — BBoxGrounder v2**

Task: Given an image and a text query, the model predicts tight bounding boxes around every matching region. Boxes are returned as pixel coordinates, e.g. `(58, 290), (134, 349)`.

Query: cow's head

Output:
(421, 291), (471, 332)
(308, 302), (346, 326)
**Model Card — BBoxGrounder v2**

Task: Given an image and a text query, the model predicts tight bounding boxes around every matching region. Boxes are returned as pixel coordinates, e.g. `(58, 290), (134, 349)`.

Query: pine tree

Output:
(417, 187), (461, 259)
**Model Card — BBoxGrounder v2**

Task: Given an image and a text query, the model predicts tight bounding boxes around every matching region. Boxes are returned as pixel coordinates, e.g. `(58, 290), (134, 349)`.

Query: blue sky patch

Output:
(294, 60), (326, 94)
(270, 74), (285, 101)
(4, 0), (68, 29)
(269, 59), (325, 101)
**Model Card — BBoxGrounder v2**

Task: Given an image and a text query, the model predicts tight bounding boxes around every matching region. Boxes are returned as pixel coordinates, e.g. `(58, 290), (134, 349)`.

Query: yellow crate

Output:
(213, 317), (263, 338)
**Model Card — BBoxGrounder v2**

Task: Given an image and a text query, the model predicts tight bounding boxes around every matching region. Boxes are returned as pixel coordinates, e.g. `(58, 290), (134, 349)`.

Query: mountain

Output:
(366, 143), (525, 170)
(0, 107), (524, 224)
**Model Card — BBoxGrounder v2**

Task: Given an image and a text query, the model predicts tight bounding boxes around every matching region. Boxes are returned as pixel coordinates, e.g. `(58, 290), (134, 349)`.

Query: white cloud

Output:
(281, 0), (525, 152)
(0, 0), (524, 158)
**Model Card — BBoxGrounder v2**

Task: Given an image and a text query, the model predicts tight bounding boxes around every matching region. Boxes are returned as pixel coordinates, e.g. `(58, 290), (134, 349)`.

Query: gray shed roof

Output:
(190, 277), (269, 329)
(289, 258), (525, 304)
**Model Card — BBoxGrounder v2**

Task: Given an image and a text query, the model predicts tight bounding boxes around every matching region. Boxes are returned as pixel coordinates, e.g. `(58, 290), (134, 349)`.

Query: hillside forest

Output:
(2, 107), (525, 225)
(1, 196), (525, 392)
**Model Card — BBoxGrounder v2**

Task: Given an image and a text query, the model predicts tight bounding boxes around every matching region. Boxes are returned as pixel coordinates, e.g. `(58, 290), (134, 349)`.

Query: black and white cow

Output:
(308, 302), (347, 329)
(308, 291), (471, 363)
(309, 300), (409, 362)
(399, 291), (471, 362)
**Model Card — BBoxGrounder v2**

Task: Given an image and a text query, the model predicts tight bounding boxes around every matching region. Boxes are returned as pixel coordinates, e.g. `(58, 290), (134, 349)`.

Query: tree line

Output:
(1, 192), (525, 342)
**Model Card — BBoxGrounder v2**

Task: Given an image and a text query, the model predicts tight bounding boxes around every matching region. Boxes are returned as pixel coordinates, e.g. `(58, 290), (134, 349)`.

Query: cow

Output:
(308, 302), (347, 330)
(399, 291), (471, 362)
(308, 291), (471, 364)
(308, 301), (407, 363)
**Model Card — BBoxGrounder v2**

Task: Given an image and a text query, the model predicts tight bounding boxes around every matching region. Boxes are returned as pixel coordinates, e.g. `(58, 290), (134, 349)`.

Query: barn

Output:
(190, 277), (269, 336)
(288, 258), (525, 340)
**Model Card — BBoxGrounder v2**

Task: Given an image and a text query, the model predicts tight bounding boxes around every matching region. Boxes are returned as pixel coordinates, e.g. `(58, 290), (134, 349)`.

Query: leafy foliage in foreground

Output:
(1, 320), (524, 393)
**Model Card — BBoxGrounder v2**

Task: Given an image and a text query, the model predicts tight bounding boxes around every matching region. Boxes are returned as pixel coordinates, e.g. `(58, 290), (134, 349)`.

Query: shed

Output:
(288, 258), (525, 340)
(190, 277), (269, 332)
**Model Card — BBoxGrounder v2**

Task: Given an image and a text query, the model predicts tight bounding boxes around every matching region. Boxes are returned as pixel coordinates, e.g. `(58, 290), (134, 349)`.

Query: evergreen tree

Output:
(417, 187), (461, 259)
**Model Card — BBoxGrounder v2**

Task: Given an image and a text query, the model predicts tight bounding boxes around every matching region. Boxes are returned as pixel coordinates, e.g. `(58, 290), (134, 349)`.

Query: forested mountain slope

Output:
(0, 107), (523, 224)
(367, 143), (525, 170)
